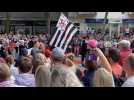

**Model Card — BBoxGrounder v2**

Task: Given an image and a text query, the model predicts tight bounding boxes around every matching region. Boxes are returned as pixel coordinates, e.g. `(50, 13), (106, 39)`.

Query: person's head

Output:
(66, 53), (75, 61)
(87, 39), (98, 49)
(22, 48), (28, 56)
(123, 54), (134, 77)
(45, 49), (52, 58)
(108, 48), (120, 64)
(52, 47), (65, 63)
(5, 55), (15, 66)
(34, 53), (47, 67)
(118, 40), (130, 50)
(85, 60), (97, 70)
(83, 36), (86, 40)
(34, 41), (40, 48)
(19, 57), (33, 74)
(0, 63), (11, 82)
(39, 42), (45, 51)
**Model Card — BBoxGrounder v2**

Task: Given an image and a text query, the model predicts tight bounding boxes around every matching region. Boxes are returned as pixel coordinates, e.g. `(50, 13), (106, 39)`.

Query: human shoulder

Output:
(36, 64), (51, 74)
(52, 64), (70, 77)
(122, 76), (134, 87)
(65, 67), (83, 87)
(96, 67), (111, 75)
(94, 67), (115, 87)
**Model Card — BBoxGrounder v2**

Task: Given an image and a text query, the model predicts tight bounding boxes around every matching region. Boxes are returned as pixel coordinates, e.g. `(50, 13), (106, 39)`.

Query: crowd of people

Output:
(0, 31), (134, 87)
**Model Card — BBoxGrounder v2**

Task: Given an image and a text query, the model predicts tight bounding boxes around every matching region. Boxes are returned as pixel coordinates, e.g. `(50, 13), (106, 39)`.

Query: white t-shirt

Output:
(28, 48), (32, 55)
(16, 42), (20, 47)
(122, 75), (134, 87)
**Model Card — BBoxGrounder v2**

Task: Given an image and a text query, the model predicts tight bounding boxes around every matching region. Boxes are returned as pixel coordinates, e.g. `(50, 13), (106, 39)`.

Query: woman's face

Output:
(35, 42), (40, 48)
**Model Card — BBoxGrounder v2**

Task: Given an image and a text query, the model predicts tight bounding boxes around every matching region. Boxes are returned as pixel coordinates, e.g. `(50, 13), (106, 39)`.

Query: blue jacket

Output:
(81, 69), (96, 87)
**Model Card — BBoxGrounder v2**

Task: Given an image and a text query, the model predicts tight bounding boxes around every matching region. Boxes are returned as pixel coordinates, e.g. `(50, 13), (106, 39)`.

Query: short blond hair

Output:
(0, 63), (11, 81)
(34, 53), (47, 66)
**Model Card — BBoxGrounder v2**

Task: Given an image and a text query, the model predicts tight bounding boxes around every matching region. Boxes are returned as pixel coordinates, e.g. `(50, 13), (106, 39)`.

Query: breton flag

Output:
(49, 13), (78, 52)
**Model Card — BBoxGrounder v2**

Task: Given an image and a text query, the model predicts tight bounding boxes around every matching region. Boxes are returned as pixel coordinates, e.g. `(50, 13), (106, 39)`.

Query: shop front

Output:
(0, 20), (47, 34)
(84, 19), (108, 34)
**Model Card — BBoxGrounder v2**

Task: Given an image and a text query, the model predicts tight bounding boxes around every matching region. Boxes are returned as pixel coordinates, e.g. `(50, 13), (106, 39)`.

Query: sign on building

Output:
(108, 19), (122, 23)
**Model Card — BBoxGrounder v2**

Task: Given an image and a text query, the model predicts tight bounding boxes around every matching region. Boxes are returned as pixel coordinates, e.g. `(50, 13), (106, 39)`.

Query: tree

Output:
(99, 12), (109, 40)
(5, 12), (10, 33)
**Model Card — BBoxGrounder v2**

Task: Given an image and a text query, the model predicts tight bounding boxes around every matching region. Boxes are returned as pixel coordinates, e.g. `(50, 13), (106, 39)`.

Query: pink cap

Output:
(88, 39), (98, 48)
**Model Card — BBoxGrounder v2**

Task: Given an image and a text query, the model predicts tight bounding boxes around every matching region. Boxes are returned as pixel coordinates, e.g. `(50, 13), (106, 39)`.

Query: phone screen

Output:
(87, 54), (97, 61)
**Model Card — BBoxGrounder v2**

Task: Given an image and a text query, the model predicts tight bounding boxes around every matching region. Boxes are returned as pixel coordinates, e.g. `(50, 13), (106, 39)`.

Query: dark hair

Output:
(19, 57), (33, 73)
(83, 37), (86, 39)
(85, 60), (97, 70)
(5, 55), (14, 65)
(108, 48), (120, 62)
(131, 39), (134, 49)
(132, 48), (134, 53)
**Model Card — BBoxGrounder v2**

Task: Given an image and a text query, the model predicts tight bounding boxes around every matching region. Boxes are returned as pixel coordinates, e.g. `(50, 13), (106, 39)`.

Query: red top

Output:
(9, 42), (16, 51)
(111, 63), (123, 77)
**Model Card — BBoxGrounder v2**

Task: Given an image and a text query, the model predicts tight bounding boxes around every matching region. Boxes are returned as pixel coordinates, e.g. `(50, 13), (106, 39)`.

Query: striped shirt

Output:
(0, 80), (25, 87)
(15, 73), (35, 87)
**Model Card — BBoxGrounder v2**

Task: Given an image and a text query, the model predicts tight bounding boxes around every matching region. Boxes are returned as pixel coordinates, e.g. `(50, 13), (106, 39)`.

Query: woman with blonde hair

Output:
(5, 55), (19, 80)
(34, 53), (51, 87)
(65, 53), (77, 73)
(93, 48), (115, 87)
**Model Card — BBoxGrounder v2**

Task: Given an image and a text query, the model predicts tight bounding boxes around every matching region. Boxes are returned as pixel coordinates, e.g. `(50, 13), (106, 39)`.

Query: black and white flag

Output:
(49, 13), (78, 52)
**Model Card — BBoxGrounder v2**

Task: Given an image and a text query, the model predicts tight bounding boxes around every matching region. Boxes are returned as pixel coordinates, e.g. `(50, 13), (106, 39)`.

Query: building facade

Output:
(0, 12), (61, 35)
(1, 12), (134, 35)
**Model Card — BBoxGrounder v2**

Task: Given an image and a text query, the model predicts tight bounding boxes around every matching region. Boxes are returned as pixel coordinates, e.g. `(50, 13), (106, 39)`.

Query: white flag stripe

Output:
(56, 13), (69, 28)
(63, 28), (78, 51)
(54, 30), (64, 47)
(49, 28), (60, 46)
(59, 24), (74, 48)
